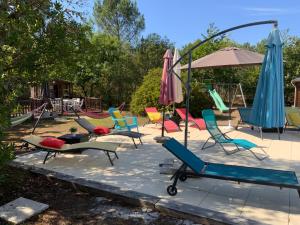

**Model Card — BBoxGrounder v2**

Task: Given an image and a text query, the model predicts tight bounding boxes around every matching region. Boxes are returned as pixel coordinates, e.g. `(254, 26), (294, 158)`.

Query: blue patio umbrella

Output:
(250, 28), (284, 129)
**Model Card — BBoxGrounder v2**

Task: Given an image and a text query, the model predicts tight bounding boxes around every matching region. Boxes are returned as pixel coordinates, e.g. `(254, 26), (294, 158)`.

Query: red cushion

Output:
(93, 126), (110, 135)
(40, 137), (65, 149)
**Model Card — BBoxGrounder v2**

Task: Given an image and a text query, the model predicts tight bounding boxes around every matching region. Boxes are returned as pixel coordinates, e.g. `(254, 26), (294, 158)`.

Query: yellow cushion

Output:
(288, 112), (300, 126)
(113, 110), (126, 127)
(147, 112), (161, 122)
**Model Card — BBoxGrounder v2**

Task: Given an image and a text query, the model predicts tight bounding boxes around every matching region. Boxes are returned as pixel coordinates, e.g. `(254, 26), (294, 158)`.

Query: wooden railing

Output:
(84, 97), (102, 112)
(12, 99), (45, 117)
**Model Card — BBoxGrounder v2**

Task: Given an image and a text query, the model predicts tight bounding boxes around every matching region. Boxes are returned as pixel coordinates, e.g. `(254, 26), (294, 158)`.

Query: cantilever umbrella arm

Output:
(168, 20), (278, 147)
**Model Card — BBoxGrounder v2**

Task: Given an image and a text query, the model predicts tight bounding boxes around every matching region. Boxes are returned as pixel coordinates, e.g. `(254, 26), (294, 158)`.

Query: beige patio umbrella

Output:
(181, 47), (264, 128)
(181, 47), (264, 69)
(173, 48), (183, 103)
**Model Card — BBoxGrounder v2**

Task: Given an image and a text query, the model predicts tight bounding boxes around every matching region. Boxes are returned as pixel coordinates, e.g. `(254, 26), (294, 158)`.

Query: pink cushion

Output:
(40, 137), (65, 149)
(93, 126), (110, 135)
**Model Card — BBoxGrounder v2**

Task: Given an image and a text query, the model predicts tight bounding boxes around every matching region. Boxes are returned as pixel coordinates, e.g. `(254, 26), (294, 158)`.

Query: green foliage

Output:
(189, 82), (214, 118)
(0, 143), (15, 183)
(130, 68), (162, 115)
(135, 33), (174, 77)
(93, 0), (145, 44)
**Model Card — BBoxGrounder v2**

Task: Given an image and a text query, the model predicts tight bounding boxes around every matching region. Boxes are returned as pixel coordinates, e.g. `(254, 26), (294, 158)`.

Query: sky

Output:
(81, 0), (300, 48)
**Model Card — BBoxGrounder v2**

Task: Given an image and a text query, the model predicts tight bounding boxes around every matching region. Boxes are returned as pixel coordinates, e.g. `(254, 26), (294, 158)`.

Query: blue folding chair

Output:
(202, 109), (268, 160)
(162, 138), (300, 197)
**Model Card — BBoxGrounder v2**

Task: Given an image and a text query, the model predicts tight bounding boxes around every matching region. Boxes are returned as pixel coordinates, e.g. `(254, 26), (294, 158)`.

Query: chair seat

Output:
(205, 163), (299, 186)
(221, 138), (257, 149)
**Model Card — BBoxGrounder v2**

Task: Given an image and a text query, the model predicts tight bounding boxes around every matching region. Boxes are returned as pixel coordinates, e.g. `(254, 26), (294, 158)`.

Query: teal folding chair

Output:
(162, 138), (300, 197)
(202, 109), (268, 160)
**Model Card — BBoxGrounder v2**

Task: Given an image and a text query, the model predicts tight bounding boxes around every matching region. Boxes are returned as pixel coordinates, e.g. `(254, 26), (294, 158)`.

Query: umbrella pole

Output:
(184, 52), (192, 147)
(161, 106), (165, 137)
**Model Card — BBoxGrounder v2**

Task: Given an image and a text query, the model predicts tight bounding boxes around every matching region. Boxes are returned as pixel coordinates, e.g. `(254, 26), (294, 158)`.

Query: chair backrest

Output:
(285, 107), (300, 126)
(162, 138), (205, 174)
(238, 107), (252, 124)
(108, 107), (126, 127)
(145, 107), (158, 113)
(175, 108), (194, 121)
(75, 118), (95, 133)
(209, 89), (229, 112)
(202, 109), (225, 142)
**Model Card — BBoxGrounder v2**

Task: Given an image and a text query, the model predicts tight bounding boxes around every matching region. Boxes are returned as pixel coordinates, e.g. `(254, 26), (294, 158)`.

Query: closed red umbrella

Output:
(158, 49), (174, 139)
(159, 49), (174, 105)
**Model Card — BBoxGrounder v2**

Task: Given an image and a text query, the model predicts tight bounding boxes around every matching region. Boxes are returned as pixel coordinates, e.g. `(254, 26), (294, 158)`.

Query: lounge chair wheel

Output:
(179, 174), (187, 182)
(167, 185), (177, 196)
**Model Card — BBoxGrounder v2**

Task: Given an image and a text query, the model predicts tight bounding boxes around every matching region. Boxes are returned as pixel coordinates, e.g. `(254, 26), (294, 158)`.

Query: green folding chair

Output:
(208, 89), (229, 113)
(201, 109), (268, 160)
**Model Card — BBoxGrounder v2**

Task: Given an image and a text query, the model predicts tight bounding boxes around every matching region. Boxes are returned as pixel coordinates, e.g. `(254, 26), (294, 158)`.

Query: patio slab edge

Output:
(10, 160), (267, 225)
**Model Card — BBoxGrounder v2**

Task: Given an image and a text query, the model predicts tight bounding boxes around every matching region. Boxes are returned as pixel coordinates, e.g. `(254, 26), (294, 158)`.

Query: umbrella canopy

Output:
(172, 49), (183, 103)
(159, 49), (174, 105)
(250, 28), (284, 128)
(181, 47), (264, 69)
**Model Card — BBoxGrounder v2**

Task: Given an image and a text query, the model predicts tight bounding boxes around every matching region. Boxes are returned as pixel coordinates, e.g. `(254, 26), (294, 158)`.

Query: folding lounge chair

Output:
(285, 107), (300, 130)
(145, 107), (162, 125)
(202, 109), (268, 160)
(22, 135), (120, 165)
(74, 117), (143, 148)
(175, 108), (206, 130)
(162, 138), (300, 196)
(236, 107), (263, 138)
(108, 107), (139, 132)
(208, 89), (229, 113)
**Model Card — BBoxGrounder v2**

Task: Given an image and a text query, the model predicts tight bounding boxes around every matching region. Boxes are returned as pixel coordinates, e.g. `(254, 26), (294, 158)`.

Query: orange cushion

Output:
(40, 137), (65, 149)
(93, 126), (110, 135)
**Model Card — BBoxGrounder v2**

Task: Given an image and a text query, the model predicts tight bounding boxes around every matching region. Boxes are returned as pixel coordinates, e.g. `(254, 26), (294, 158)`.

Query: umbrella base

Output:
(154, 136), (171, 143)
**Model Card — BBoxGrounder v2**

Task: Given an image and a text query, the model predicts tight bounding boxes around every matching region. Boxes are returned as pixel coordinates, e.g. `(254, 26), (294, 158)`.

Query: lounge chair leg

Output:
(43, 152), (51, 164)
(249, 149), (268, 161)
(106, 151), (114, 166)
(298, 189), (300, 198)
(201, 137), (215, 150)
(139, 137), (143, 145)
(114, 152), (119, 159)
(132, 138), (137, 149)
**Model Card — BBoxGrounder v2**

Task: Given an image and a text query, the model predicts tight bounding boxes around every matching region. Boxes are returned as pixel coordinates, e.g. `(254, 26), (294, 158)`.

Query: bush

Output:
(0, 143), (15, 183)
(130, 68), (214, 116)
(130, 68), (162, 115)
(188, 81), (214, 118)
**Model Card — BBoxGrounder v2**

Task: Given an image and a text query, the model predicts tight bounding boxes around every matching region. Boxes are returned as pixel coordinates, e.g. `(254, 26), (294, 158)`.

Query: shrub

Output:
(0, 143), (15, 183)
(130, 68), (213, 116)
(130, 68), (162, 115)
(187, 81), (214, 118)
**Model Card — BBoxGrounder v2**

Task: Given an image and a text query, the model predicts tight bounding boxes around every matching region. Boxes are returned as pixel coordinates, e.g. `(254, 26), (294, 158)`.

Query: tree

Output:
(0, 0), (87, 137)
(135, 33), (174, 79)
(93, 0), (145, 44)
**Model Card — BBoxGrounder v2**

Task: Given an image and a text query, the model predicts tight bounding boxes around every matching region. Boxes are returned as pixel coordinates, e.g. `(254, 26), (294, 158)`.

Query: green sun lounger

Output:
(22, 135), (120, 165)
(162, 138), (300, 197)
(208, 89), (229, 113)
(202, 109), (268, 160)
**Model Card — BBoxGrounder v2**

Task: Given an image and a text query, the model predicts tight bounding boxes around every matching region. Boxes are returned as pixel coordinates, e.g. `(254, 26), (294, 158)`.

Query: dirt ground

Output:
(0, 166), (199, 225)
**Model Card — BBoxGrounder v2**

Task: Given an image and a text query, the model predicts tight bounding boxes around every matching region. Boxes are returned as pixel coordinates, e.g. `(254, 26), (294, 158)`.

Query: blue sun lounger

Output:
(202, 109), (268, 160)
(162, 138), (300, 197)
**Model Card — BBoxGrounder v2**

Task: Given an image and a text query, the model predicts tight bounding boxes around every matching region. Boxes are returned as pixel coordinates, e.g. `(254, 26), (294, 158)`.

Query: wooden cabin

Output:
(292, 78), (300, 107)
(30, 80), (73, 99)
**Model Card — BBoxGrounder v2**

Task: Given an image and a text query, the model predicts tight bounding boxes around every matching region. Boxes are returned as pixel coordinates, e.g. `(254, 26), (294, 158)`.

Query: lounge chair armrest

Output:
(124, 116), (138, 124)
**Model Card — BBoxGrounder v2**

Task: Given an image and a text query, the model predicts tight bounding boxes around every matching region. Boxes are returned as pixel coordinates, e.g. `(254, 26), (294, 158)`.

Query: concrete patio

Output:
(12, 123), (300, 225)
